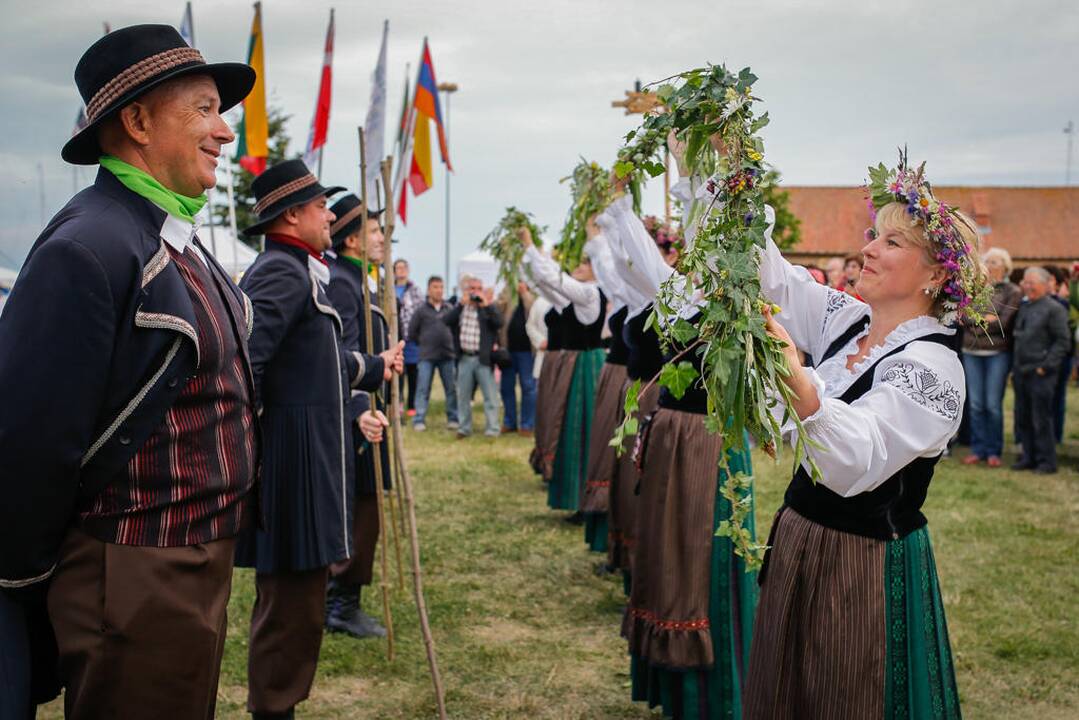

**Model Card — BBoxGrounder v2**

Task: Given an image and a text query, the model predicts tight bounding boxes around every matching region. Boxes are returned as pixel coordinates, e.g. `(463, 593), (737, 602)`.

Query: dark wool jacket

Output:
(326, 254), (391, 495)
(409, 299), (457, 362)
(1012, 295), (1071, 375)
(0, 170), (259, 703)
(0, 169), (258, 589)
(444, 302), (503, 367)
(234, 242), (385, 573)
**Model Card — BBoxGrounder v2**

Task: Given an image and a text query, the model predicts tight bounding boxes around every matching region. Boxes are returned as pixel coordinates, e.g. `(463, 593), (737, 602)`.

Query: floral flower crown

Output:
(641, 215), (683, 253)
(864, 149), (989, 325)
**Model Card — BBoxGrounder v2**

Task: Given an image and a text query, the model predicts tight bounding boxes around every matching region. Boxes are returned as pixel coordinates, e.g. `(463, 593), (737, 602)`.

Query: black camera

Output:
(469, 294), (483, 303)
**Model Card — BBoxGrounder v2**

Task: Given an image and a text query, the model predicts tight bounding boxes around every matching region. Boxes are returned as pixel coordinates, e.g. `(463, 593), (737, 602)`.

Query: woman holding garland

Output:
(596, 208), (679, 586)
(744, 157), (981, 719)
(599, 165), (758, 719)
(579, 223), (650, 553)
(520, 236), (607, 517)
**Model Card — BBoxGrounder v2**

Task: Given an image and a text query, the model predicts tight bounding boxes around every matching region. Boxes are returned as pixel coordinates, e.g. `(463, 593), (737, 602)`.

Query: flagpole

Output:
(437, 82), (457, 285)
(224, 159), (239, 274)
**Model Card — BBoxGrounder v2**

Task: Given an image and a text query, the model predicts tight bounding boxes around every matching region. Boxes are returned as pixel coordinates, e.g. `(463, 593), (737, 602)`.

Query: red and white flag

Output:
(303, 9), (335, 173)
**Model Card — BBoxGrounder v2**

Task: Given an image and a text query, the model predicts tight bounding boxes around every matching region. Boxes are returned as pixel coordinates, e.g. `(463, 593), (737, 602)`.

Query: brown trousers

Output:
(47, 528), (235, 720)
(331, 491), (380, 586)
(247, 567), (329, 713)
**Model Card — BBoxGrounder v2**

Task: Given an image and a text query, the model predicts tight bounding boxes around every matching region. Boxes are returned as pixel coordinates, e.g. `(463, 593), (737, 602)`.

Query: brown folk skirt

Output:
(580, 362), (628, 515)
(623, 406), (724, 669)
(744, 508), (884, 720)
(607, 381), (659, 576)
(529, 350), (576, 481)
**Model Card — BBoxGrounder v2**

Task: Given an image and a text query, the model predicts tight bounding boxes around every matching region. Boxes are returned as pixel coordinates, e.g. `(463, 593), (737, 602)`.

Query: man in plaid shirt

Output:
(444, 275), (503, 438)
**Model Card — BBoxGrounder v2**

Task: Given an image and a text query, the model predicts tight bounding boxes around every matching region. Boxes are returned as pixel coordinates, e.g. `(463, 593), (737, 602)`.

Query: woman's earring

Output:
(923, 287), (932, 296)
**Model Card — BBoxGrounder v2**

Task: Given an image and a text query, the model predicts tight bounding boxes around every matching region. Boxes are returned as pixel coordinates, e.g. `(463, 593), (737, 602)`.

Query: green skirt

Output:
(744, 508), (960, 719)
(547, 348), (605, 512)
(629, 440), (757, 720)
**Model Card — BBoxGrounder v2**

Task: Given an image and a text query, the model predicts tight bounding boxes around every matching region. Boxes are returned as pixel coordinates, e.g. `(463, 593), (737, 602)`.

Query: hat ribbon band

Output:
(330, 204), (366, 236)
(253, 174), (319, 216)
(86, 47), (205, 123)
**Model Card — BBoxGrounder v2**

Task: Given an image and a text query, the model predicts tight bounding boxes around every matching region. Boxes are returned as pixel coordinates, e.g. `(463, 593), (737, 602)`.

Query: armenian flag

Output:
(396, 38), (451, 224)
(235, 2), (268, 176)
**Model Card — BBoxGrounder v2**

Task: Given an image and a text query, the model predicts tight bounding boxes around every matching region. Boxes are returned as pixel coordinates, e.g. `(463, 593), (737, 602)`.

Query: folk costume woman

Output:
(579, 225), (649, 554)
(520, 232), (606, 518)
(527, 277), (571, 481)
(595, 203), (678, 585)
(604, 184), (758, 719)
(743, 157), (985, 720)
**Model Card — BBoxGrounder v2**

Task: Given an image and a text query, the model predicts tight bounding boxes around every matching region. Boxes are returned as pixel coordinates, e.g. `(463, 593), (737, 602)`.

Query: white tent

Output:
(456, 249), (499, 291)
(0, 266), (17, 315)
(198, 225), (259, 278)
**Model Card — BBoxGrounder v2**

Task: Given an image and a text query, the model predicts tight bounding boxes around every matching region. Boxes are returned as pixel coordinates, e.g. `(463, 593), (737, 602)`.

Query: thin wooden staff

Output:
(380, 155), (448, 720)
(357, 126), (395, 661)
(374, 175), (408, 594)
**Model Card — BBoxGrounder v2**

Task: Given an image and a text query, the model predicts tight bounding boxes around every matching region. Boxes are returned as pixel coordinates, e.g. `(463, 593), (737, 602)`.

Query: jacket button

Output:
(167, 377), (179, 388)
(118, 436), (131, 446)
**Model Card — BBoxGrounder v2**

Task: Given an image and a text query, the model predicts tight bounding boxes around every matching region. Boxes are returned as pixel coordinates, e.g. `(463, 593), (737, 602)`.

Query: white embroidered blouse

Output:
(759, 234), (965, 498)
(521, 245), (601, 325)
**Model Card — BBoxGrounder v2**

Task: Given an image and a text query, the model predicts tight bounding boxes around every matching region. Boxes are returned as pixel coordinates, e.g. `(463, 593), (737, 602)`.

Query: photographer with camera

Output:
(443, 275), (503, 438)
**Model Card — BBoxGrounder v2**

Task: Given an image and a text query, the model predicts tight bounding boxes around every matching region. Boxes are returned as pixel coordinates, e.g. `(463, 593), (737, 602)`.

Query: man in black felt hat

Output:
(323, 192), (393, 640)
(235, 161), (403, 719)
(0, 24), (260, 719)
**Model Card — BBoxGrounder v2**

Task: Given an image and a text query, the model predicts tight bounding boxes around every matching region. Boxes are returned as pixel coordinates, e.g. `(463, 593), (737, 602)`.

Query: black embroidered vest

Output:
(544, 307), (564, 351)
(605, 305), (630, 366)
(561, 289), (607, 351)
(624, 304), (666, 383)
(658, 311), (708, 415)
(783, 316), (956, 540)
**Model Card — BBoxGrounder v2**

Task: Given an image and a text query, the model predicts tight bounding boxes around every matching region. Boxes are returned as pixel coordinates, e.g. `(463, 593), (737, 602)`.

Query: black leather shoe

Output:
(326, 579), (386, 639)
(252, 709), (294, 720)
(1034, 465), (1057, 475)
(1010, 460), (1035, 471)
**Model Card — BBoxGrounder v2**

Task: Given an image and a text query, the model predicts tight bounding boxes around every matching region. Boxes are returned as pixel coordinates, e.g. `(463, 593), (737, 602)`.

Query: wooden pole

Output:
(357, 126), (395, 661)
(380, 155), (449, 720)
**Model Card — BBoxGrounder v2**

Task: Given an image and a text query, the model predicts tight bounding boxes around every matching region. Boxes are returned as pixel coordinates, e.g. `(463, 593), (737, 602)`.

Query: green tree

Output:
(761, 168), (801, 251)
(215, 103), (295, 247)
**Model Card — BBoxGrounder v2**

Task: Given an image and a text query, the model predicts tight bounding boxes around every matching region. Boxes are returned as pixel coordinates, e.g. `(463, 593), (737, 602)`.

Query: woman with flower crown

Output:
(742, 155), (985, 720)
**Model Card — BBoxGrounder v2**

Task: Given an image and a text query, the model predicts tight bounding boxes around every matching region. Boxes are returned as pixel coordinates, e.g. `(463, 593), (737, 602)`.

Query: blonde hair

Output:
(982, 247), (1013, 275)
(874, 201), (986, 317)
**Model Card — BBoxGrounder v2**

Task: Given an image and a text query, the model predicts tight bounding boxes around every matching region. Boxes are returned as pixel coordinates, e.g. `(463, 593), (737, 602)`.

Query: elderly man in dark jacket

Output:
(235, 162), (402, 718)
(409, 275), (460, 430)
(445, 274), (503, 437)
(1011, 266), (1071, 474)
(0, 25), (258, 719)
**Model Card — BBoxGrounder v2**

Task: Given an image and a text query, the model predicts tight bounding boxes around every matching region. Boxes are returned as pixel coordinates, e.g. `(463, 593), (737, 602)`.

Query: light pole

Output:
(438, 81), (458, 285)
(1065, 120), (1074, 186)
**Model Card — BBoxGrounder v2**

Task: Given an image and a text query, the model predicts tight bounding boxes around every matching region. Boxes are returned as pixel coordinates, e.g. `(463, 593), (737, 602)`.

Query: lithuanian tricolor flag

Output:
(235, 2), (268, 176)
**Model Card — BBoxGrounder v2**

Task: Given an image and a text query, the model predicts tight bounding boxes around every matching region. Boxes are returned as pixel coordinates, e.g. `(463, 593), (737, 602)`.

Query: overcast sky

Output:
(1, 0), (1076, 282)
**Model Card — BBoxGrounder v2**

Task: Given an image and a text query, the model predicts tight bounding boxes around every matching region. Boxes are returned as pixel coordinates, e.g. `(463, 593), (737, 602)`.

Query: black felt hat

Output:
(62, 24), (256, 165)
(243, 159), (345, 236)
(329, 193), (384, 248)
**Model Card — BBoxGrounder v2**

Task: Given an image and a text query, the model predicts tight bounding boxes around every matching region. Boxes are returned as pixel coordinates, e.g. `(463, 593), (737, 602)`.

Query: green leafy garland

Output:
(557, 159), (612, 272)
(479, 207), (545, 298)
(611, 65), (822, 572)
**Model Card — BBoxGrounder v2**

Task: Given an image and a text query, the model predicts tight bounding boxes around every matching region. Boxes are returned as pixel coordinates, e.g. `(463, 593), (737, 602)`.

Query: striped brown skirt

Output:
(580, 362), (629, 516)
(623, 407), (724, 669)
(529, 350), (574, 480)
(607, 381), (660, 578)
(744, 507), (961, 720)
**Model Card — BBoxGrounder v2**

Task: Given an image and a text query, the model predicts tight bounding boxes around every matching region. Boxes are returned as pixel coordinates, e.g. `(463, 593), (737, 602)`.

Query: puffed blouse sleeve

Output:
(785, 340), (965, 497)
(757, 211), (868, 361)
(522, 245), (600, 325)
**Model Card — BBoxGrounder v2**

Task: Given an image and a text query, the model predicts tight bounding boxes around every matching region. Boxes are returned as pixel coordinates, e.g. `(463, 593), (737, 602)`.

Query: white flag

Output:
(179, 2), (194, 47)
(363, 20), (389, 204)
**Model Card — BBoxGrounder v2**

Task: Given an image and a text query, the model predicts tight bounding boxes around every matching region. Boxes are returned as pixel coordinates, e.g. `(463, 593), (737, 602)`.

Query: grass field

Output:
(42, 386), (1079, 719)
